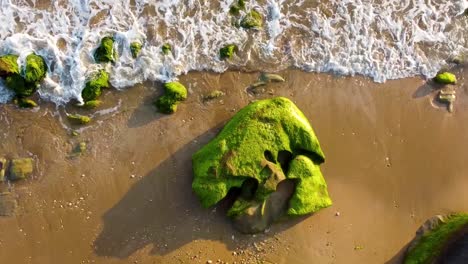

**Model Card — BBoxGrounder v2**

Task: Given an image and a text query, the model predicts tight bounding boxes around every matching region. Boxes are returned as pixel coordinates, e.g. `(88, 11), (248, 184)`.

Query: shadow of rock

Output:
(93, 125), (307, 259)
(385, 242), (409, 264)
(412, 81), (437, 99)
(127, 83), (164, 128)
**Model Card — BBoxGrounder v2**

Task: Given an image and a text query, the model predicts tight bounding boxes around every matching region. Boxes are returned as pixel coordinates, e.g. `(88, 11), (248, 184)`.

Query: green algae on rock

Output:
(240, 10), (263, 29)
(8, 158), (34, 181)
(0, 54), (19, 77)
(83, 100), (102, 109)
(219, 45), (237, 60)
(130, 42), (142, 58)
(24, 54), (47, 84)
(162, 43), (172, 55)
(229, 0), (246, 15)
(434, 72), (457, 84)
(154, 82), (187, 114)
(94, 36), (116, 63)
(192, 97), (331, 229)
(81, 70), (109, 102)
(67, 114), (91, 125)
(404, 213), (468, 264)
(0, 158), (6, 182)
(202, 90), (225, 102)
(5, 74), (38, 98)
(17, 98), (38, 108)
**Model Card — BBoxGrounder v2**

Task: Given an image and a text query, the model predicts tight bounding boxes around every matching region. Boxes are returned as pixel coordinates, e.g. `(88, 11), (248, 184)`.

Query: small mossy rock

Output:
(230, 0), (246, 15)
(67, 114), (91, 125)
(24, 54), (47, 84)
(83, 100), (102, 109)
(81, 70), (109, 102)
(0, 158), (6, 182)
(17, 98), (38, 108)
(5, 74), (38, 98)
(0, 192), (17, 217)
(130, 42), (142, 58)
(203, 90), (225, 101)
(192, 97), (330, 223)
(155, 82), (187, 114)
(94, 36), (116, 63)
(404, 213), (468, 264)
(220, 45), (237, 60)
(0, 54), (19, 77)
(162, 43), (172, 55)
(434, 72), (457, 85)
(240, 10), (263, 29)
(8, 158), (34, 181)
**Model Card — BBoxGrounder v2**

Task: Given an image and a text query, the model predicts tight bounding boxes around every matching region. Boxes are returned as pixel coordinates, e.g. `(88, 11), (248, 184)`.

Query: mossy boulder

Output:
(192, 97), (331, 232)
(24, 54), (47, 84)
(94, 36), (116, 63)
(130, 42), (142, 58)
(0, 55), (19, 77)
(229, 0), (246, 15)
(240, 10), (263, 29)
(154, 82), (187, 114)
(434, 72), (457, 85)
(162, 43), (172, 55)
(220, 45), (237, 60)
(8, 158), (34, 181)
(17, 98), (38, 108)
(5, 74), (38, 98)
(81, 70), (109, 102)
(404, 214), (468, 264)
(67, 114), (91, 125)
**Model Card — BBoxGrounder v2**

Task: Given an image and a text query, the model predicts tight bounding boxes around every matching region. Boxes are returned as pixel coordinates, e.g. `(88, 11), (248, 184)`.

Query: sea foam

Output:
(0, 0), (467, 105)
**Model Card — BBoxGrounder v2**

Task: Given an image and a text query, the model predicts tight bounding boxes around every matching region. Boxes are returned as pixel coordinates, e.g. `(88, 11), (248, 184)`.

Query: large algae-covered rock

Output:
(0, 54), (19, 77)
(94, 36), (116, 63)
(240, 10), (263, 29)
(192, 97), (331, 232)
(8, 158), (34, 181)
(404, 213), (468, 264)
(154, 82), (187, 114)
(5, 74), (38, 97)
(81, 70), (109, 102)
(434, 72), (457, 85)
(24, 54), (47, 84)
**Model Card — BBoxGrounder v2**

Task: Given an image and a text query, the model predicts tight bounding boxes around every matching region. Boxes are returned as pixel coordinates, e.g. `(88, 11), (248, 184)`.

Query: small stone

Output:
(207, 260), (213, 264)
(8, 158), (34, 181)
(335, 212), (340, 216)
(0, 158), (6, 182)
(0, 192), (17, 216)
(67, 114), (91, 125)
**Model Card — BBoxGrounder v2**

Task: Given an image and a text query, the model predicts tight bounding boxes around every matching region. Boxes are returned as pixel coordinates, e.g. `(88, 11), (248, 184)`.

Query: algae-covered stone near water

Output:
(162, 43), (172, 55)
(130, 42), (142, 58)
(404, 213), (468, 264)
(192, 97), (332, 233)
(81, 70), (109, 102)
(434, 72), (457, 85)
(24, 54), (47, 84)
(8, 158), (34, 181)
(220, 45), (237, 60)
(240, 10), (263, 29)
(154, 82), (187, 114)
(94, 36), (116, 63)
(17, 98), (38, 108)
(67, 114), (91, 125)
(0, 54), (19, 77)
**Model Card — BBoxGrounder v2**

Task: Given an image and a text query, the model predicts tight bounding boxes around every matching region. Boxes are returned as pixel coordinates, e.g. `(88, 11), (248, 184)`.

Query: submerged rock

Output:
(434, 72), (457, 85)
(81, 70), (109, 102)
(0, 158), (6, 182)
(404, 213), (468, 264)
(240, 10), (263, 29)
(94, 36), (116, 63)
(438, 90), (456, 113)
(67, 114), (91, 125)
(202, 90), (225, 102)
(260, 73), (285, 83)
(83, 100), (102, 109)
(192, 97), (331, 233)
(229, 0), (246, 16)
(219, 45), (237, 60)
(8, 158), (34, 181)
(162, 43), (172, 55)
(0, 54), (19, 77)
(130, 42), (142, 58)
(154, 82), (187, 114)
(0, 192), (17, 217)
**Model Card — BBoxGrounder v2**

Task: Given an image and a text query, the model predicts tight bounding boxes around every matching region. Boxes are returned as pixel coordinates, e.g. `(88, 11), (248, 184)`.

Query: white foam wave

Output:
(0, 0), (467, 104)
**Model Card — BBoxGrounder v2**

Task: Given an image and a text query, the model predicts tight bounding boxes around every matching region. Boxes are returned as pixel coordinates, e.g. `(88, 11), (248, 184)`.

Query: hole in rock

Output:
(277, 150), (293, 172)
(296, 149), (325, 164)
(264, 150), (275, 163)
(240, 178), (258, 200)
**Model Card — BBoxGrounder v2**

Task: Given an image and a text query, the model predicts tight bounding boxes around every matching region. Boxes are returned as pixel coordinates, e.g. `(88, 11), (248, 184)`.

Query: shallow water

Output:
(0, 0), (467, 104)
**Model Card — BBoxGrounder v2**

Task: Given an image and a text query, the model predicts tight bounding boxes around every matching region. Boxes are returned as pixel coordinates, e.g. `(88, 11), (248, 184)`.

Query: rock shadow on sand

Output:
(93, 125), (307, 259)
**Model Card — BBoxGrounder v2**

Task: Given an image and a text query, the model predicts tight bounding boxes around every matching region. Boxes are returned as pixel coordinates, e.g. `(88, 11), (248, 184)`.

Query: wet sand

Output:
(0, 68), (468, 263)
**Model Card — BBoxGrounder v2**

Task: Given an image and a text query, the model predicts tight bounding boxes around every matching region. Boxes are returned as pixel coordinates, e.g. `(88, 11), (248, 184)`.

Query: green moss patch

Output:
(94, 36), (116, 63)
(81, 70), (109, 102)
(240, 10), (263, 29)
(162, 43), (172, 55)
(405, 214), (468, 264)
(67, 114), (91, 125)
(5, 74), (38, 98)
(434, 72), (457, 85)
(220, 45), (237, 60)
(130, 42), (142, 58)
(0, 55), (19, 77)
(24, 54), (47, 84)
(192, 97), (331, 219)
(154, 82), (187, 114)
(230, 0), (246, 15)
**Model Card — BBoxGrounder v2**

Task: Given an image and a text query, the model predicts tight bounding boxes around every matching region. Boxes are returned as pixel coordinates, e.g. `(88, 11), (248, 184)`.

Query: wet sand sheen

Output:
(0, 69), (467, 263)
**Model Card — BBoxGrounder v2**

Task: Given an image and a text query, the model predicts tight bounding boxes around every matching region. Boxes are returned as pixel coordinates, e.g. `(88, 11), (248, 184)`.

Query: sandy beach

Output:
(0, 68), (467, 263)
